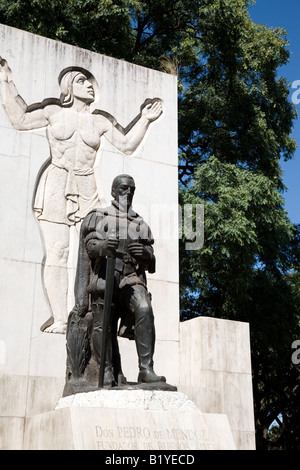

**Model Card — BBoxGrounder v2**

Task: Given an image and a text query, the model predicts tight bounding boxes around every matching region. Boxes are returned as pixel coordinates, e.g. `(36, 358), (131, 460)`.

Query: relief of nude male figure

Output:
(0, 58), (163, 334)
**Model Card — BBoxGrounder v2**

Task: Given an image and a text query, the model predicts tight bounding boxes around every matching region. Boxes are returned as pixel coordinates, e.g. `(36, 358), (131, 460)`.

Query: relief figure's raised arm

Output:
(100, 98), (163, 155)
(0, 57), (54, 130)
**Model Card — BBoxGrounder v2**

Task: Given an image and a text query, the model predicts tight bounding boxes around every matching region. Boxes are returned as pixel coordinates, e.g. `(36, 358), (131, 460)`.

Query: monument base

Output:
(23, 390), (236, 450)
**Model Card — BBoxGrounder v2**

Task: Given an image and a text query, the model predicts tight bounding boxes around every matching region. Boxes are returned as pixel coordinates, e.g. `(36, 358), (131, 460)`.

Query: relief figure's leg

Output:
(39, 220), (70, 334)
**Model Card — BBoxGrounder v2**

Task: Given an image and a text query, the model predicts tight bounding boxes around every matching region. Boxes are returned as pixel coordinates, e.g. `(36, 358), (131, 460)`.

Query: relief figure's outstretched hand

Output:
(141, 99), (163, 122)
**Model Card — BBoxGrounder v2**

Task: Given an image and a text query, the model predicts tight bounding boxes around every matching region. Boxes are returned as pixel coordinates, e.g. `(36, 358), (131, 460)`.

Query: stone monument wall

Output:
(0, 24), (179, 449)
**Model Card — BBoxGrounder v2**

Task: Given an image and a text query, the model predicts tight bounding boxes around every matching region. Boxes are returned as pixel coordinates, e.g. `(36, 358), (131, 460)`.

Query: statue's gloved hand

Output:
(86, 238), (101, 258)
(128, 242), (152, 261)
(101, 236), (119, 256)
(86, 236), (118, 257)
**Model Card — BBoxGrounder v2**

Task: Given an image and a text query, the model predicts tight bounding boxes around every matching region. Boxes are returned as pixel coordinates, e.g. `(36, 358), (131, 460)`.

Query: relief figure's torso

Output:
(47, 108), (106, 169)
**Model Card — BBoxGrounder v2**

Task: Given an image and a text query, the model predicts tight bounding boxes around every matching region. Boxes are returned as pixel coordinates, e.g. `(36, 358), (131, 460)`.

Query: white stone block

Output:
(179, 316), (256, 450)
(56, 390), (198, 412)
(0, 416), (24, 450)
(147, 279), (180, 341)
(0, 374), (28, 417)
(0, 259), (35, 375)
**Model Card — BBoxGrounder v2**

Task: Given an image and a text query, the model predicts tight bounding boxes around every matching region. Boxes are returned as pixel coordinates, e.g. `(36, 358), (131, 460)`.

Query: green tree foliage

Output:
(0, 0), (136, 58)
(0, 0), (299, 450)
(176, 1), (300, 450)
(180, 157), (296, 319)
(178, 1), (296, 186)
(180, 158), (300, 449)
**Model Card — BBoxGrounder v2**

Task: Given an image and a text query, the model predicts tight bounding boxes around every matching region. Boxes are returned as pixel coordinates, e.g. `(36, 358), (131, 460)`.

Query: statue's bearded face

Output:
(114, 177), (136, 211)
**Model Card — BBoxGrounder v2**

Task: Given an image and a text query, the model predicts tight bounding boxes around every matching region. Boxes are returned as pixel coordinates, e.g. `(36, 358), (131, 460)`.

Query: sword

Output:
(98, 251), (116, 388)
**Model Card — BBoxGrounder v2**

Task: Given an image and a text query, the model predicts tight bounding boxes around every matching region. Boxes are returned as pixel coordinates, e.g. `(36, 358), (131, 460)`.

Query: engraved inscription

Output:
(94, 425), (216, 450)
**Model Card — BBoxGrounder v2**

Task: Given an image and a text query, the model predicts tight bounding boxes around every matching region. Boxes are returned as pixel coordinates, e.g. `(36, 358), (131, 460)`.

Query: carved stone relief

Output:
(0, 58), (163, 334)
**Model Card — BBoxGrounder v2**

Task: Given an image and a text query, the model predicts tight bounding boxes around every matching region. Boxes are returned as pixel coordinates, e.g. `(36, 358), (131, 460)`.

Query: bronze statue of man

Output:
(63, 174), (167, 395)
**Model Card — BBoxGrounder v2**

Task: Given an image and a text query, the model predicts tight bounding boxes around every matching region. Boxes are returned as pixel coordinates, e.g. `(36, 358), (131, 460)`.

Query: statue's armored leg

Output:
(91, 300), (116, 387)
(111, 309), (127, 385)
(130, 286), (166, 383)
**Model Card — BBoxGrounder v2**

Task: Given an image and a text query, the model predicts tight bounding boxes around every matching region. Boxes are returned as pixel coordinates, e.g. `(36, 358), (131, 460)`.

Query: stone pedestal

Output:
(23, 390), (236, 450)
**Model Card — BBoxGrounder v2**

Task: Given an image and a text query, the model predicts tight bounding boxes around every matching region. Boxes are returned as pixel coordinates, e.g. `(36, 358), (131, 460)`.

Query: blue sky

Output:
(249, 0), (300, 224)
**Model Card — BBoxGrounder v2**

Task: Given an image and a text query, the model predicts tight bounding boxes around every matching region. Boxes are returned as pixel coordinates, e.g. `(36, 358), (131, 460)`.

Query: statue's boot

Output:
(135, 305), (166, 384)
(138, 369), (166, 383)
